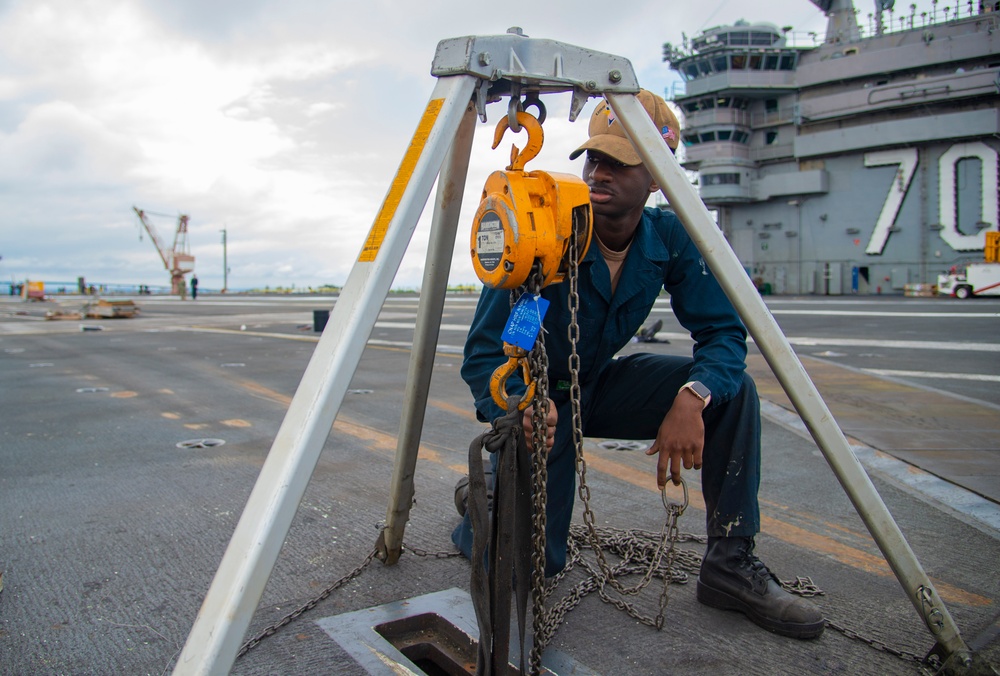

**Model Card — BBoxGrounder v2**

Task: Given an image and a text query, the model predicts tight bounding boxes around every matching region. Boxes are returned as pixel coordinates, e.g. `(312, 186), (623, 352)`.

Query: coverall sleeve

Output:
(460, 286), (524, 423)
(662, 226), (749, 405)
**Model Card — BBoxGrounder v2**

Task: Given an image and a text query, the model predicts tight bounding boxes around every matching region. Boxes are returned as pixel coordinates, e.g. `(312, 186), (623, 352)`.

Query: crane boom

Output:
(133, 207), (172, 270)
(133, 206), (195, 296)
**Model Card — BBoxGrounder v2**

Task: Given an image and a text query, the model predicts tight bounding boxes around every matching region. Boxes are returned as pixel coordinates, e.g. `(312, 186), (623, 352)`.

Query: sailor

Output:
(454, 89), (824, 639)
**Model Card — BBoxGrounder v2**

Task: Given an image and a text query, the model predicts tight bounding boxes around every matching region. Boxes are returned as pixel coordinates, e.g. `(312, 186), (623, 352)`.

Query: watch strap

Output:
(679, 381), (711, 410)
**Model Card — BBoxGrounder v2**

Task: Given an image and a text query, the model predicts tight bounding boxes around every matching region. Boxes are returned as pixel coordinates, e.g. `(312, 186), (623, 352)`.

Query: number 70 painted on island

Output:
(864, 142), (998, 255)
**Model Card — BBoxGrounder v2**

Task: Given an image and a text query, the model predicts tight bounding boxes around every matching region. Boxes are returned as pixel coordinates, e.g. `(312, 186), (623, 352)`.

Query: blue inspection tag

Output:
(501, 292), (549, 351)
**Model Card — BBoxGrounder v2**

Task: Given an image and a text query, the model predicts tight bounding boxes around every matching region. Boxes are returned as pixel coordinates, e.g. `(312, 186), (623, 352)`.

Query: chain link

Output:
(235, 542), (459, 659)
(569, 214), (680, 612)
(826, 619), (934, 670)
(779, 575), (825, 597)
(232, 532), (935, 675)
(236, 546), (379, 658)
(235, 214), (938, 673)
(402, 543), (465, 560)
(519, 218), (934, 674)
(533, 525), (703, 648)
(524, 265), (551, 676)
(516, 213), (689, 664)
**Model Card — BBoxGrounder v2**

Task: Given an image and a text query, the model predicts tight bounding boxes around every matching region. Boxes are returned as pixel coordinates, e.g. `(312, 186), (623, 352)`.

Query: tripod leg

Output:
(173, 74), (478, 676)
(377, 100), (478, 565)
(608, 91), (971, 662)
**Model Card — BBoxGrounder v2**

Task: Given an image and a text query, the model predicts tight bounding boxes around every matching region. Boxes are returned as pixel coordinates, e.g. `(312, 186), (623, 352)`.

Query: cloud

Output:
(0, 0), (940, 291)
(0, 101), (142, 184)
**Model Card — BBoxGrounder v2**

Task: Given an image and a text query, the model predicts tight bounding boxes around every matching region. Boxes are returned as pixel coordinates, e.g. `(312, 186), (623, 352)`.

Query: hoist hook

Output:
(492, 111), (544, 172)
(489, 343), (537, 411)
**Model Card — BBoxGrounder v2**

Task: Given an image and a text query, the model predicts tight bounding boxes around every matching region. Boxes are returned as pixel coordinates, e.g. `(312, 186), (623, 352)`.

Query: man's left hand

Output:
(645, 388), (705, 488)
(522, 398), (557, 451)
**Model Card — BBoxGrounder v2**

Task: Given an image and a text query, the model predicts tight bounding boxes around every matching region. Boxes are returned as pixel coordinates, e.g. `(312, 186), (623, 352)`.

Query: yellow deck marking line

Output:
(226, 377), (448, 463)
(359, 98), (444, 263)
(226, 376), (990, 607)
(429, 399), (481, 421)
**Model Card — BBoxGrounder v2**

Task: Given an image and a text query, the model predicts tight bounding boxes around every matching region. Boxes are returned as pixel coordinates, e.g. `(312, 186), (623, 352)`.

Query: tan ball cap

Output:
(569, 89), (680, 166)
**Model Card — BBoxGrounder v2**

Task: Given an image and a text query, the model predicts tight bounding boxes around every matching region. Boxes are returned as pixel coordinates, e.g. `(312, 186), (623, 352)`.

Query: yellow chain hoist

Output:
(471, 111), (592, 289)
(470, 109), (593, 410)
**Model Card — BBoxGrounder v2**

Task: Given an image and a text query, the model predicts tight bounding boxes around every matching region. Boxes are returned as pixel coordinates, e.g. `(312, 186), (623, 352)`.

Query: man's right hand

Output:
(521, 398), (557, 451)
(645, 388), (705, 488)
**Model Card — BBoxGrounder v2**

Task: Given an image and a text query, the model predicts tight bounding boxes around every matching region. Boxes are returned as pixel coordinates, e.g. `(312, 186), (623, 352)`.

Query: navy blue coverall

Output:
(453, 206), (762, 576)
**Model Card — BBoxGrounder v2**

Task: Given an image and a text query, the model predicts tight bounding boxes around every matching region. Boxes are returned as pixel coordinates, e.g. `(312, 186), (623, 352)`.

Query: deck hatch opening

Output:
(374, 613), (479, 676)
(316, 589), (591, 676)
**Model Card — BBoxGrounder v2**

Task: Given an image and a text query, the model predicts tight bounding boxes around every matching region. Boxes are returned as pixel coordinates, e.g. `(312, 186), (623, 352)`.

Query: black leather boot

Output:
(453, 469), (494, 517)
(697, 536), (825, 639)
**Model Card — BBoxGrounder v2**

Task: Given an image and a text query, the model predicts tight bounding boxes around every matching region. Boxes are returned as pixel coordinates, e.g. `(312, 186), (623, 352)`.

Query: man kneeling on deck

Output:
(453, 89), (824, 639)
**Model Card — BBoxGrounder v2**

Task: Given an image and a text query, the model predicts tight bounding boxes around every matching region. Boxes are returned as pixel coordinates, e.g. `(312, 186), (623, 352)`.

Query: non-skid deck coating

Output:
(0, 293), (997, 675)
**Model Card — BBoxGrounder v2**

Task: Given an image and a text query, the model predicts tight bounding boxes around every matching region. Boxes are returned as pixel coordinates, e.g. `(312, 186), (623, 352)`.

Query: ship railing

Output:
(750, 142), (795, 162)
(670, 4), (995, 64)
(862, 2), (995, 37)
(751, 107), (796, 128)
(682, 142), (751, 163)
(684, 108), (752, 128)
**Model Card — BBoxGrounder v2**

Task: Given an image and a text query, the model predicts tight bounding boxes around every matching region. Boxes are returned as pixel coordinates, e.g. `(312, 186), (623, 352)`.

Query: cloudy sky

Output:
(0, 0), (945, 292)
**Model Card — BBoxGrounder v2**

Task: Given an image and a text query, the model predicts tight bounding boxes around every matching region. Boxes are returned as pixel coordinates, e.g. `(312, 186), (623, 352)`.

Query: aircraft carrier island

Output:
(665, 0), (999, 296)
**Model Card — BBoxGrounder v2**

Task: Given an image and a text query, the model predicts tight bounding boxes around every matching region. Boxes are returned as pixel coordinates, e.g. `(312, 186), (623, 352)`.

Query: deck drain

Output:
(598, 440), (647, 451)
(29, 363), (54, 368)
(176, 438), (226, 449)
(317, 588), (593, 676)
(220, 363), (245, 368)
(76, 387), (109, 393)
(347, 389), (373, 395)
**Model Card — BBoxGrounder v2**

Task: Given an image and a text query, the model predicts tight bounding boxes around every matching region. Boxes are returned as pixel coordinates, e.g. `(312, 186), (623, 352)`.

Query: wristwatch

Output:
(679, 381), (711, 410)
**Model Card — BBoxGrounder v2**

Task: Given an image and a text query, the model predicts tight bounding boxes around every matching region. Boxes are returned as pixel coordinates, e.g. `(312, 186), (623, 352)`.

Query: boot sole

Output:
(697, 579), (825, 640)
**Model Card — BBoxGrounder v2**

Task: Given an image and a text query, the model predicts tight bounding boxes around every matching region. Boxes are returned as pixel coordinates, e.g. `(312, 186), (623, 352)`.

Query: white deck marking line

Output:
(779, 336), (1000, 352)
(760, 401), (1000, 535)
(175, 321), (1000, 357)
(861, 369), (1000, 382)
(374, 321), (470, 332)
(647, 298), (998, 318)
(770, 310), (1000, 318)
(378, 319), (1000, 352)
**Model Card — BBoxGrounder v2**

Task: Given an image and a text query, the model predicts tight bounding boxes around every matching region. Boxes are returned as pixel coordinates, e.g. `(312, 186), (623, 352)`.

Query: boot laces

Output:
(737, 539), (779, 592)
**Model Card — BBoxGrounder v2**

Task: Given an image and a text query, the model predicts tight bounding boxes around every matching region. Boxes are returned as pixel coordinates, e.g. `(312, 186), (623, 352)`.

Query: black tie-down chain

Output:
(231, 519), (937, 674)
(235, 547), (379, 658)
(516, 222), (695, 671)
(233, 244), (946, 674)
(469, 266), (552, 676)
(526, 270), (552, 676)
(233, 542), (462, 660)
(518, 221), (938, 675)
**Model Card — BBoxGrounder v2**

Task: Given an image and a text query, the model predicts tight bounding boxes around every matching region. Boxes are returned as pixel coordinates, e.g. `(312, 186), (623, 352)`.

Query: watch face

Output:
(690, 381), (710, 400)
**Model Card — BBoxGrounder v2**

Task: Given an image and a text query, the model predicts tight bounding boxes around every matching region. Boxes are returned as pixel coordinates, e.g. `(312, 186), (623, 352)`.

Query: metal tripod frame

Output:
(172, 30), (974, 675)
